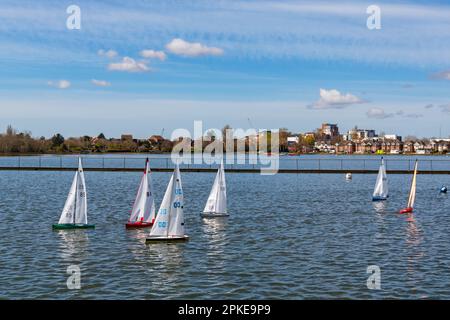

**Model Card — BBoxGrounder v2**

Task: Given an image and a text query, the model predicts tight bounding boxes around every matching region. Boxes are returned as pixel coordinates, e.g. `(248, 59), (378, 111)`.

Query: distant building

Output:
(431, 139), (450, 153)
(149, 135), (165, 144)
(343, 127), (376, 141)
(336, 141), (356, 154)
(121, 134), (133, 141)
(287, 136), (299, 144)
(287, 136), (299, 152)
(404, 141), (415, 153)
(319, 123), (339, 140)
(384, 134), (402, 142)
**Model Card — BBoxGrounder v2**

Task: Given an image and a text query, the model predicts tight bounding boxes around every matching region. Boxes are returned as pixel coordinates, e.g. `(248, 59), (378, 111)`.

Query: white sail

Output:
(58, 171), (78, 224)
(373, 158), (388, 199)
(58, 158), (87, 224)
(407, 160), (418, 208)
(203, 161), (227, 214)
(149, 164), (185, 237)
(129, 159), (156, 223)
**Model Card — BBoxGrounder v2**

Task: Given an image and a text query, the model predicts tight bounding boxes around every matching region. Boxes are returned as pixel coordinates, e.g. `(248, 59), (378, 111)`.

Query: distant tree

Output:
(51, 133), (65, 147)
(160, 140), (173, 152)
(279, 128), (290, 152)
(205, 129), (216, 141)
(97, 133), (106, 139)
(302, 135), (315, 147)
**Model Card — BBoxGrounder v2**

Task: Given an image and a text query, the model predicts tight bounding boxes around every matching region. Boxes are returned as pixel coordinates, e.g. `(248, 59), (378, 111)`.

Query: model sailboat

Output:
(126, 158), (156, 228)
(53, 158), (95, 229)
(372, 157), (388, 201)
(399, 160), (418, 214)
(145, 163), (189, 242)
(201, 161), (228, 217)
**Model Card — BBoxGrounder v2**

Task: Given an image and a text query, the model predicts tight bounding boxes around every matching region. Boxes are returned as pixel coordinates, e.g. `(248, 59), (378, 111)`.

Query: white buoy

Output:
(345, 173), (352, 180)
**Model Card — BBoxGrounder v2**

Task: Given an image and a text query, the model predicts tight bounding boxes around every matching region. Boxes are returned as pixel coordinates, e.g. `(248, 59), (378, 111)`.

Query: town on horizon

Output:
(1, 122), (449, 155)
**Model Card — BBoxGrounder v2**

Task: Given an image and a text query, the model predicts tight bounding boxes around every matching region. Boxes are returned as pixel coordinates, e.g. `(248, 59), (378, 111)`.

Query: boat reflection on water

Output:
(56, 229), (90, 261)
(202, 217), (228, 248)
(126, 227), (148, 242)
(405, 215), (424, 257)
(125, 228), (149, 260)
(201, 217), (229, 275)
(404, 214), (426, 296)
(372, 200), (387, 215)
(143, 235), (186, 286)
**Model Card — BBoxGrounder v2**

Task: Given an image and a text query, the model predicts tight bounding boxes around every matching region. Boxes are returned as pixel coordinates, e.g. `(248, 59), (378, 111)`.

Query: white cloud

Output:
(107, 57), (149, 72)
(139, 49), (166, 61)
(165, 38), (224, 57)
(91, 79), (111, 87)
(2, 2), (450, 66)
(308, 88), (365, 109)
(403, 113), (423, 118)
(372, 108), (423, 119)
(440, 104), (450, 113)
(48, 80), (71, 89)
(366, 107), (394, 119)
(98, 49), (118, 58)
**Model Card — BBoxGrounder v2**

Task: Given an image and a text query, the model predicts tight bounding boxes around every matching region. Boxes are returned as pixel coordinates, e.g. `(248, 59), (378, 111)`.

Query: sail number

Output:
(175, 188), (183, 195)
(160, 209), (167, 215)
(158, 221), (167, 228)
(173, 201), (182, 208)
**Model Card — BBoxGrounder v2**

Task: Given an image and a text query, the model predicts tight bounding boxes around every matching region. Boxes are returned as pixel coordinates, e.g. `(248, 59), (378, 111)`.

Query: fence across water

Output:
(1, 155), (450, 173)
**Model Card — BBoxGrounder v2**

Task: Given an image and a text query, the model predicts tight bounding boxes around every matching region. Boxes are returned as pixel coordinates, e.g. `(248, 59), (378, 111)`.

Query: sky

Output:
(0, 0), (449, 139)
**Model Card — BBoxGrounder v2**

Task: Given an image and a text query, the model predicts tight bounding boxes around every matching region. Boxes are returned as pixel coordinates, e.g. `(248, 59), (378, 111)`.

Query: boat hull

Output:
(200, 212), (229, 218)
(145, 235), (189, 243)
(399, 207), (413, 214)
(125, 221), (153, 229)
(52, 223), (95, 230)
(372, 196), (387, 201)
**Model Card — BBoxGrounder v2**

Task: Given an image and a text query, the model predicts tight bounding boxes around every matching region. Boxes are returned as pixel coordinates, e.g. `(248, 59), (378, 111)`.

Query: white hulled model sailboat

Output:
(145, 163), (188, 242)
(372, 157), (388, 201)
(201, 160), (228, 217)
(53, 158), (95, 230)
(126, 158), (156, 228)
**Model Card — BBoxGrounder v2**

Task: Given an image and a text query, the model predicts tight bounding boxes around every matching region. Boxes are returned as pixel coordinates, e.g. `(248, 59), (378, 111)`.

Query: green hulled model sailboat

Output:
(53, 158), (95, 230)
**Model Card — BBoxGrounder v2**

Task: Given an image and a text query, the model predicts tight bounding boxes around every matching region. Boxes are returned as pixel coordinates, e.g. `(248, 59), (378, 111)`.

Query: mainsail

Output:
(203, 161), (227, 214)
(407, 160), (418, 209)
(372, 158), (388, 200)
(148, 164), (185, 237)
(58, 158), (87, 224)
(128, 159), (156, 223)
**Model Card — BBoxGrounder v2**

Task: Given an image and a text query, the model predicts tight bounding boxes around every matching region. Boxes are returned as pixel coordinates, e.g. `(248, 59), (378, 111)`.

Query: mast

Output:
(73, 171), (78, 224)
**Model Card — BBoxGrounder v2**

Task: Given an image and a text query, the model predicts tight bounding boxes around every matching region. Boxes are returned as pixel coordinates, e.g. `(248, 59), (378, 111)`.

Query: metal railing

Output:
(1, 155), (450, 172)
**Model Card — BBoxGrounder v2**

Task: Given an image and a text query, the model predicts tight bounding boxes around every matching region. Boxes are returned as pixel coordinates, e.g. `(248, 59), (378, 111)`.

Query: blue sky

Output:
(0, 0), (449, 138)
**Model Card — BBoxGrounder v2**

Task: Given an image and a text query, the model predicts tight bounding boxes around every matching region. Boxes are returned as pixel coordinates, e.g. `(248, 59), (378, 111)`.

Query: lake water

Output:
(1, 157), (450, 299)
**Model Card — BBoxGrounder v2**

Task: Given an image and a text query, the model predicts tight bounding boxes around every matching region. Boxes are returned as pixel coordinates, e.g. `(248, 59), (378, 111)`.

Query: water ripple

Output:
(1, 171), (450, 298)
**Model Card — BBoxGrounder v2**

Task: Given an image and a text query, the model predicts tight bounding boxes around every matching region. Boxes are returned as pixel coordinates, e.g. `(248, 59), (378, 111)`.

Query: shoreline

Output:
(0, 166), (447, 174)
(0, 152), (448, 157)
